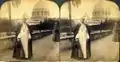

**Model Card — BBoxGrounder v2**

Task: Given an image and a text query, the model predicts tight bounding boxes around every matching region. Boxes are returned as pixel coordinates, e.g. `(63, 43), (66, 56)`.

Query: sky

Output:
(0, 0), (120, 20)
(0, 0), (39, 19)
(61, 0), (120, 20)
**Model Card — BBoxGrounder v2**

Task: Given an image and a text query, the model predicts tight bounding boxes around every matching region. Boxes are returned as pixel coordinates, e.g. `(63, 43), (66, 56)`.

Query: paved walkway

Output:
(59, 34), (119, 61)
(0, 35), (57, 61)
(0, 34), (119, 61)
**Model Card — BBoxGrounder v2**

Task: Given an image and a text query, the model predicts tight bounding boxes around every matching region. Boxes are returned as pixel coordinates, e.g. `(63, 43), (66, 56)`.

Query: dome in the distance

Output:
(31, 0), (59, 21)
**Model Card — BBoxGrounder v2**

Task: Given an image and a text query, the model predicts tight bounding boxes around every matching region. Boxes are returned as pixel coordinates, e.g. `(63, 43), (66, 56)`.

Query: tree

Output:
(0, 0), (21, 33)
(0, 0), (20, 8)
(72, 0), (81, 7)
(69, 0), (81, 32)
(50, 0), (81, 32)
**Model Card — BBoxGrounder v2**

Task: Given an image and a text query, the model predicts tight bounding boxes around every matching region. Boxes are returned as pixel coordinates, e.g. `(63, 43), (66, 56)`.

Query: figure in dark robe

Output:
(113, 22), (120, 42)
(13, 20), (32, 59)
(47, 21), (60, 60)
(71, 19), (91, 60)
(13, 21), (25, 59)
(52, 21), (60, 42)
(71, 23), (83, 59)
(75, 20), (90, 59)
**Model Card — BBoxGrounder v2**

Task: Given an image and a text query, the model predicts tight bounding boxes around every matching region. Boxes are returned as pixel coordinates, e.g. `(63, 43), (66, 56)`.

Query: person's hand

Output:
(17, 38), (20, 42)
(75, 38), (79, 41)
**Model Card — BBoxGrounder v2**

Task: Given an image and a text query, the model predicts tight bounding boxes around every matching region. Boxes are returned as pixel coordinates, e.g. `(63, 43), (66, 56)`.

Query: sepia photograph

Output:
(0, 0), (119, 62)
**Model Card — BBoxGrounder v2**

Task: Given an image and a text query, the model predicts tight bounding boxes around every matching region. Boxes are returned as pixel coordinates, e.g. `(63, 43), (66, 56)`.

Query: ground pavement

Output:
(59, 34), (119, 61)
(0, 34), (119, 62)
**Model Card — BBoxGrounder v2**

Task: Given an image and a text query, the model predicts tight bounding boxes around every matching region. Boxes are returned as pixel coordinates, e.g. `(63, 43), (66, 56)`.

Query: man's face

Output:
(23, 19), (26, 24)
(80, 19), (84, 24)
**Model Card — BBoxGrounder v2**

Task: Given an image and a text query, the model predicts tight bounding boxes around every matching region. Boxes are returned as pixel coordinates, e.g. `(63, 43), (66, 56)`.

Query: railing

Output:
(0, 35), (16, 40)
(0, 32), (16, 40)
(90, 30), (112, 34)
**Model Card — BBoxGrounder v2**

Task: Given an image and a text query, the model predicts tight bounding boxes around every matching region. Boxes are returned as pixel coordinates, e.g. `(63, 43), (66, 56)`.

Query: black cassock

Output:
(13, 24), (33, 59)
(71, 24), (91, 59)
(71, 24), (83, 59)
(71, 38), (83, 59)
(13, 38), (25, 59)
(53, 21), (60, 42)
(13, 39), (33, 59)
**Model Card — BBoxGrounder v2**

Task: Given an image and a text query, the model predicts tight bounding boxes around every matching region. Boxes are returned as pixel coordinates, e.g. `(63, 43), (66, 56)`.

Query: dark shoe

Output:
(82, 58), (88, 60)
(71, 56), (79, 60)
(76, 57), (83, 60)
(24, 58), (29, 60)
(22, 58), (29, 60)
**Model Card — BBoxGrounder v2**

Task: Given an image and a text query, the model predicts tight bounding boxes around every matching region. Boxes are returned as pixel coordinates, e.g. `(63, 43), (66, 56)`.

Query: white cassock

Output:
(17, 23), (31, 58)
(76, 23), (89, 58)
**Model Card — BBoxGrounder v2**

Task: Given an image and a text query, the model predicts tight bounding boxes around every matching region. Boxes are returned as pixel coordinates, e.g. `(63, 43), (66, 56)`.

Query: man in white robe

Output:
(17, 20), (31, 59)
(75, 20), (90, 59)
